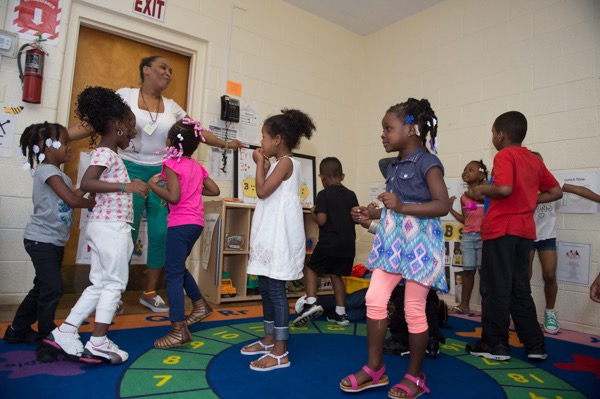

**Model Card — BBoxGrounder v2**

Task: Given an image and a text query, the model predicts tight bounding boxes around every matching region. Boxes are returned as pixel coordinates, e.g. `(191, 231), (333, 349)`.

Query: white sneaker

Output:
(43, 327), (84, 360)
(139, 293), (169, 312)
(83, 338), (129, 364)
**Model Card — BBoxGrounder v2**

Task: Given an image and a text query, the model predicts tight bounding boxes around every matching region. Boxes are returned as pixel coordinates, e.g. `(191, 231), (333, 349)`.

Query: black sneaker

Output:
(426, 336), (440, 358)
(383, 337), (410, 357)
(293, 303), (324, 326)
(3, 325), (44, 345)
(36, 343), (57, 363)
(326, 312), (350, 326)
(465, 339), (511, 361)
(525, 343), (548, 361)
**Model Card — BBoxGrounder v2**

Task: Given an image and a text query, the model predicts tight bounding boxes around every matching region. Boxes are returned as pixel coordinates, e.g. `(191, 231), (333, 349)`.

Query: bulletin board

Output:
(233, 145), (316, 209)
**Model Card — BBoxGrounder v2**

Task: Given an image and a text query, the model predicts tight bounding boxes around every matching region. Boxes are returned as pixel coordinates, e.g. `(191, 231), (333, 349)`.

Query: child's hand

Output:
(466, 186), (484, 201)
(351, 205), (370, 223)
(148, 173), (164, 187)
(128, 179), (149, 197)
(449, 195), (457, 205)
(378, 192), (403, 213)
(252, 148), (266, 164)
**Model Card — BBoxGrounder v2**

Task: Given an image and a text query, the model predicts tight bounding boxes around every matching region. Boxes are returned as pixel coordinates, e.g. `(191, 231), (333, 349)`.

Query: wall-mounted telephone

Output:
(220, 95), (240, 122)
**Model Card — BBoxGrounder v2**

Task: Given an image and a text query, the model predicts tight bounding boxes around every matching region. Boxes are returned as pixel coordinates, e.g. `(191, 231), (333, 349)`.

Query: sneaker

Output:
(525, 343), (548, 361)
(43, 327), (84, 360)
(426, 336), (440, 358)
(326, 312), (350, 326)
(83, 338), (129, 364)
(140, 293), (169, 312)
(293, 303), (324, 326)
(383, 337), (410, 357)
(115, 300), (124, 316)
(3, 325), (44, 345)
(465, 339), (511, 361)
(544, 309), (559, 334)
(36, 343), (57, 363)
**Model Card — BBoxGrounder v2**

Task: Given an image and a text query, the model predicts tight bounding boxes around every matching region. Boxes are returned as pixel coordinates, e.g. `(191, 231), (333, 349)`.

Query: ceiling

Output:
(282, 0), (445, 36)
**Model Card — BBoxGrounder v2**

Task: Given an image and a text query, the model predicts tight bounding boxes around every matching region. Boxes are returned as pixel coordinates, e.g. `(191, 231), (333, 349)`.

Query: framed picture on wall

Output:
(233, 145), (317, 209)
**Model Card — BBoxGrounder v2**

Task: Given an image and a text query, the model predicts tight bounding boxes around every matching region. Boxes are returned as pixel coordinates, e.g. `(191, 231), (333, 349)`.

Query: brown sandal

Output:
(186, 298), (213, 326)
(154, 321), (192, 349)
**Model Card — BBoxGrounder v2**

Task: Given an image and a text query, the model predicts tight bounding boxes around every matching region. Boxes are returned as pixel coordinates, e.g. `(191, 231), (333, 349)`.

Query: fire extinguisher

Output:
(17, 35), (48, 104)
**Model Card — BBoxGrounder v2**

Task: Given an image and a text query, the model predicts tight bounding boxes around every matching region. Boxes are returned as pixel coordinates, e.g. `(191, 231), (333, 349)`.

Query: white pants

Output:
(66, 222), (132, 326)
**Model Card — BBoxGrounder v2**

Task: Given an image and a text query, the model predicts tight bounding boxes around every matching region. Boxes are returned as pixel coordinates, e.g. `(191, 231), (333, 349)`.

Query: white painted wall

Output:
(1, 0), (598, 334)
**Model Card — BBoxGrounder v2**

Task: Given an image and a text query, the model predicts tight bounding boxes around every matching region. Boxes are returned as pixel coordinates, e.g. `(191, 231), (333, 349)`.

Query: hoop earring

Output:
(117, 130), (124, 137)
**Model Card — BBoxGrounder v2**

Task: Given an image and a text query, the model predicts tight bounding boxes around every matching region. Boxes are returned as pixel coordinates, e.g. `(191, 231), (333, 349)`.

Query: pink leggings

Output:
(365, 268), (430, 334)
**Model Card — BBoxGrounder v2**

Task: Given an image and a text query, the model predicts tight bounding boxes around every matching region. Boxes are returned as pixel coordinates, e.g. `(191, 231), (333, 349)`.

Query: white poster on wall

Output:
(556, 241), (590, 285)
(442, 177), (466, 221)
(554, 171), (599, 214)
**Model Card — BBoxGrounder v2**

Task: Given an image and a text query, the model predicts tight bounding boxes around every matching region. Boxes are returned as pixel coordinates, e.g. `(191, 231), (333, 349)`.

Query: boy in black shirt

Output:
(293, 157), (359, 326)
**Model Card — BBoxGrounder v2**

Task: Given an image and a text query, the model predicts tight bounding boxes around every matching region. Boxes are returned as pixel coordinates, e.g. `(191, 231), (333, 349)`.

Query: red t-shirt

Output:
(481, 146), (558, 241)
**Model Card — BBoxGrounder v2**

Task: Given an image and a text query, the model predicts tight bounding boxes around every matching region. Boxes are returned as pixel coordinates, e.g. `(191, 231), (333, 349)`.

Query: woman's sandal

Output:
(249, 351), (290, 371)
(448, 306), (466, 314)
(388, 373), (430, 399)
(240, 340), (275, 355)
(339, 364), (389, 393)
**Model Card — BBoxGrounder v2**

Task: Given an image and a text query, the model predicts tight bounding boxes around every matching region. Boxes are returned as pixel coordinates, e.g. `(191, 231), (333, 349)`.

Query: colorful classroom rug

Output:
(1, 305), (598, 399)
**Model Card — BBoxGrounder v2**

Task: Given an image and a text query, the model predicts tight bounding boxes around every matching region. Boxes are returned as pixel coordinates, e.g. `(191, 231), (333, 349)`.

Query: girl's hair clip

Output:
(177, 133), (184, 142)
(38, 153), (46, 162)
(414, 125), (421, 137)
(479, 167), (486, 173)
(52, 141), (61, 149)
(405, 115), (415, 124)
(182, 117), (207, 143)
(32, 144), (40, 154)
(45, 138), (53, 147)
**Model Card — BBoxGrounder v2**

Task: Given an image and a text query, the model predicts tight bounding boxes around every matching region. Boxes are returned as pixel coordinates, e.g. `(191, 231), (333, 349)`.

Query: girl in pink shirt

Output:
(448, 160), (488, 314)
(147, 118), (220, 349)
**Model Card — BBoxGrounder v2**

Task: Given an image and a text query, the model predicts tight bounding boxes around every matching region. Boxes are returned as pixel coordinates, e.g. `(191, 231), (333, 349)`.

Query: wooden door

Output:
(63, 26), (191, 266)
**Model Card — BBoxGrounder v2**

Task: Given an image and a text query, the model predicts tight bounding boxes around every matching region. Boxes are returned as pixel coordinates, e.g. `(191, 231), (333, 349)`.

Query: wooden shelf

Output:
(197, 200), (318, 304)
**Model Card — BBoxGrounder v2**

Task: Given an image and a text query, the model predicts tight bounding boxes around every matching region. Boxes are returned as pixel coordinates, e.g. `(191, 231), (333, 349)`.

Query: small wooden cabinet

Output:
(198, 200), (320, 304)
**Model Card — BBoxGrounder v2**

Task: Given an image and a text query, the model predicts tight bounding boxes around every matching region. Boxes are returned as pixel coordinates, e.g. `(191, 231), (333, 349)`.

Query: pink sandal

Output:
(340, 364), (389, 393)
(388, 373), (430, 399)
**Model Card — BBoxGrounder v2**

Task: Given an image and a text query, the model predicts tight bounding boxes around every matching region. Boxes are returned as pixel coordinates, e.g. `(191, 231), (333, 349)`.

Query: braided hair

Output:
(19, 122), (64, 171)
(387, 98), (439, 153)
(74, 86), (132, 147)
(263, 108), (315, 150)
(165, 118), (207, 158)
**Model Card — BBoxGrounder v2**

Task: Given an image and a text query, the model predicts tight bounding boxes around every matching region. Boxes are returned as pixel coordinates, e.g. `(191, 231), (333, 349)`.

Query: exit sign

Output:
(133, 0), (166, 22)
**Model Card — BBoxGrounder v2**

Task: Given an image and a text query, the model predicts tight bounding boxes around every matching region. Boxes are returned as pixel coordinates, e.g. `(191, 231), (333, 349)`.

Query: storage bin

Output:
(342, 276), (370, 294)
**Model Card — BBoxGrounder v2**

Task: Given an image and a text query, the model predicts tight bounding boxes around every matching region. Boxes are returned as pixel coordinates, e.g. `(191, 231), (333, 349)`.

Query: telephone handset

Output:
(220, 95), (240, 122)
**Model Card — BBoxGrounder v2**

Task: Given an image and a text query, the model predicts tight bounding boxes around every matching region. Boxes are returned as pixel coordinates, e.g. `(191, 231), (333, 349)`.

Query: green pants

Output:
(124, 160), (167, 269)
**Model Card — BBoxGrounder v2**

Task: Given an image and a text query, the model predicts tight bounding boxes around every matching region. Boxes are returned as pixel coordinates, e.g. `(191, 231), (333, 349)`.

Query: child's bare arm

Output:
(46, 176), (95, 208)
(202, 177), (221, 197)
(537, 185), (562, 204)
(563, 183), (600, 203)
(147, 168), (180, 204)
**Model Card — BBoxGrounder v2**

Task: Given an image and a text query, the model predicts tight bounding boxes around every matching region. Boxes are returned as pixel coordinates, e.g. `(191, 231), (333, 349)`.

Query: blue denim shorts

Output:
(461, 232), (482, 270)
(532, 237), (556, 252)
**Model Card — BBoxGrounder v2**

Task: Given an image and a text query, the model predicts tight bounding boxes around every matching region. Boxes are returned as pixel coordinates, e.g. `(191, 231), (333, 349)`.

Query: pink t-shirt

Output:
(461, 194), (484, 233)
(90, 147), (133, 223)
(162, 158), (208, 227)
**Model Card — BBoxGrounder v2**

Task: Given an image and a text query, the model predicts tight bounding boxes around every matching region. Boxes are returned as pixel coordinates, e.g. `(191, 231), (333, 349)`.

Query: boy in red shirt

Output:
(465, 111), (562, 361)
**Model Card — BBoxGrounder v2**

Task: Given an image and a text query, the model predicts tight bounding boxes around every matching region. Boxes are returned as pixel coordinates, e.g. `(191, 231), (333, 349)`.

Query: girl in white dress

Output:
(242, 109), (315, 372)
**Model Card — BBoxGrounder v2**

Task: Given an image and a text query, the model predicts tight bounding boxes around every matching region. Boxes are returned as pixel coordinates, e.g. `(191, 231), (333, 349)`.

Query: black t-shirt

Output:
(313, 184), (359, 255)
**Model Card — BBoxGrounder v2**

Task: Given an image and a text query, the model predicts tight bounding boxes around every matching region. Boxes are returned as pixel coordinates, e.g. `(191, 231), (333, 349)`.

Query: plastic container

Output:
(342, 276), (371, 294)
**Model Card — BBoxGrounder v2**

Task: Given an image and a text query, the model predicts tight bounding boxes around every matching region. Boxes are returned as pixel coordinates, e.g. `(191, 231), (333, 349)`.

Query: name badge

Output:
(143, 122), (157, 135)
